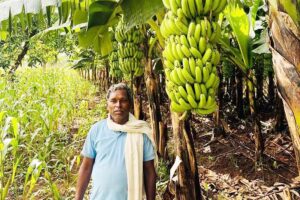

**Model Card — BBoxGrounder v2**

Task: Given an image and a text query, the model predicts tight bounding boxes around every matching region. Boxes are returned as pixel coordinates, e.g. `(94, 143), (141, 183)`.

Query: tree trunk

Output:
(214, 66), (225, 136)
(171, 112), (202, 200)
(268, 4), (300, 176)
(236, 69), (244, 118)
(268, 71), (275, 106)
(255, 56), (264, 106)
(105, 61), (110, 89)
(230, 67), (236, 105)
(144, 58), (166, 157)
(274, 92), (285, 131)
(9, 29), (37, 75)
(133, 76), (143, 119)
(247, 70), (264, 165)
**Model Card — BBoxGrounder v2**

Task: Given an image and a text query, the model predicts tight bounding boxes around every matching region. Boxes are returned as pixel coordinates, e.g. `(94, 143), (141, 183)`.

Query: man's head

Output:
(106, 83), (132, 125)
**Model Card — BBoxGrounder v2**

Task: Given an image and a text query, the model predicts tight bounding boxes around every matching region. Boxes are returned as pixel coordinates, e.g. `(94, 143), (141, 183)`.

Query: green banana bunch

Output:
(115, 19), (144, 77)
(161, 0), (227, 115)
(108, 33), (123, 79)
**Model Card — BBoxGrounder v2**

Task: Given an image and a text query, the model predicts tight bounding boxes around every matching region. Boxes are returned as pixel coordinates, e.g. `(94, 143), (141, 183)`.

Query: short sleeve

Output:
(81, 124), (97, 158)
(143, 134), (155, 162)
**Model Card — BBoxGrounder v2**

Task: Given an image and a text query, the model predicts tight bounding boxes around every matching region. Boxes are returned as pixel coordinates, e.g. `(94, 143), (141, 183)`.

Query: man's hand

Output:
(75, 157), (94, 200)
(143, 160), (156, 200)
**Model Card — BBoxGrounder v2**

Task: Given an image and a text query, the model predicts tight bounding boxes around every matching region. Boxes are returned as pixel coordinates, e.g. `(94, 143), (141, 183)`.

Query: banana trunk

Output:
(269, 1), (300, 175)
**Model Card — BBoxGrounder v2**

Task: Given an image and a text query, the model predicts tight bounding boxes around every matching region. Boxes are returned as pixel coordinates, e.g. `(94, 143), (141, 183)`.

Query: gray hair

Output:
(106, 83), (133, 105)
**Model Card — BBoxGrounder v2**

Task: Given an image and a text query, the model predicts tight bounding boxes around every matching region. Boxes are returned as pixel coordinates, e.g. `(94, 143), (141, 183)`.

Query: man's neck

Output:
(110, 115), (129, 125)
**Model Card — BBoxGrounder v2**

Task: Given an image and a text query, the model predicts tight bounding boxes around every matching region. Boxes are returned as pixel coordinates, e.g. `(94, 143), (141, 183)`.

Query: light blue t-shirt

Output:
(81, 119), (155, 200)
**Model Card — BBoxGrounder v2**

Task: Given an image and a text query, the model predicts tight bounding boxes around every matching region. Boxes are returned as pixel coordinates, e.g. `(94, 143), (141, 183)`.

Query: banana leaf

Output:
(224, 2), (251, 68)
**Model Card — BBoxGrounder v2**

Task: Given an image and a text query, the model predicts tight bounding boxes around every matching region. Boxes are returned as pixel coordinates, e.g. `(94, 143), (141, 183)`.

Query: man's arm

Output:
(75, 157), (94, 200)
(143, 160), (156, 200)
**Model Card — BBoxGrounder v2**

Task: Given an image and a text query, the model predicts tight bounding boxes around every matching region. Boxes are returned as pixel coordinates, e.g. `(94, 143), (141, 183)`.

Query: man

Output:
(75, 83), (156, 200)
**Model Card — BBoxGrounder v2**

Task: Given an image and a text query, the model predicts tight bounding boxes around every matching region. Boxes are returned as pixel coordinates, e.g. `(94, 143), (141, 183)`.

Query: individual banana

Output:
(181, 0), (192, 19)
(203, 0), (212, 15)
(202, 66), (210, 82)
(195, 0), (203, 15)
(176, 43), (185, 60)
(181, 67), (195, 84)
(175, 18), (189, 34)
(194, 83), (201, 101)
(190, 47), (202, 58)
(183, 58), (191, 74)
(200, 83), (207, 97)
(204, 18), (212, 38)
(164, 60), (174, 70)
(202, 47), (212, 63)
(169, 0), (179, 15)
(196, 58), (203, 68)
(205, 95), (215, 108)
(212, 76), (220, 89)
(176, 68), (188, 83)
(181, 45), (192, 57)
(171, 42), (180, 60)
(180, 35), (190, 47)
(187, 0), (197, 18)
(194, 23), (201, 41)
(194, 104), (217, 115)
(198, 94), (207, 108)
(170, 69), (183, 85)
(178, 98), (192, 110)
(195, 66), (202, 83)
(168, 91), (178, 103)
(188, 36), (198, 48)
(199, 37), (207, 54)
(189, 58), (196, 77)
(186, 83), (196, 99)
(187, 94), (198, 108)
(213, 50), (220, 65)
(213, 0), (227, 15)
(205, 73), (216, 88)
(206, 62), (212, 73)
(188, 22), (196, 37)
(211, 0), (221, 11)
(171, 101), (186, 112)
(200, 20), (206, 37)
(178, 86), (188, 100)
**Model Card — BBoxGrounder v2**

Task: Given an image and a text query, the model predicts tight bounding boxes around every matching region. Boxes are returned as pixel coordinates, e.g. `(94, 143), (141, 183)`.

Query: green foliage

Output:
(263, 53), (273, 77)
(0, 66), (101, 198)
(0, 34), (27, 69)
(222, 59), (235, 79)
(121, 0), (164, 30)
(224, 2), (251, 68)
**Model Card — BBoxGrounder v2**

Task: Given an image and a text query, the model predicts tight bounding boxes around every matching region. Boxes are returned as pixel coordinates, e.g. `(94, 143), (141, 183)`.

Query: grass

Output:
(0, 66), (107, 199)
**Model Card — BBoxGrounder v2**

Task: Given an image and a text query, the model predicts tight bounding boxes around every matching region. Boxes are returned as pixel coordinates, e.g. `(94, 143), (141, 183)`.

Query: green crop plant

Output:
(0, 66), (97, 198)
(161, 0), (227, 115)
(0, 112), (20, 199)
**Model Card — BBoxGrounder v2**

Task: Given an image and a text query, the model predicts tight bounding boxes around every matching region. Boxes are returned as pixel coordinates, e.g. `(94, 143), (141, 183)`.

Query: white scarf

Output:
(107, 113), (155, 200)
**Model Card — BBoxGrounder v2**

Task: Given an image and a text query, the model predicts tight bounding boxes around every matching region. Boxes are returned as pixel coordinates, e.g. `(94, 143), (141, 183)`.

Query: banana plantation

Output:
(0, 0), (299, 199)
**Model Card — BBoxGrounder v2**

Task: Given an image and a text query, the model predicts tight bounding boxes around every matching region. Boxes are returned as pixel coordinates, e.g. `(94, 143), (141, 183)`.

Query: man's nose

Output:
(115, 101), (121, 107)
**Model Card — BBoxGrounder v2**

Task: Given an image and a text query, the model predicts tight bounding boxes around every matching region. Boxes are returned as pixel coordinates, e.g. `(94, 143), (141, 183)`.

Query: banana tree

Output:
(220, 0), (264, 165)
(267, 0), (300, 176)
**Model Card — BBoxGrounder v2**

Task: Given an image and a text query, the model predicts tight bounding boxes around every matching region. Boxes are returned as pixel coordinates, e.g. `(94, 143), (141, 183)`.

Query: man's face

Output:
(107, 89), (131, 125)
